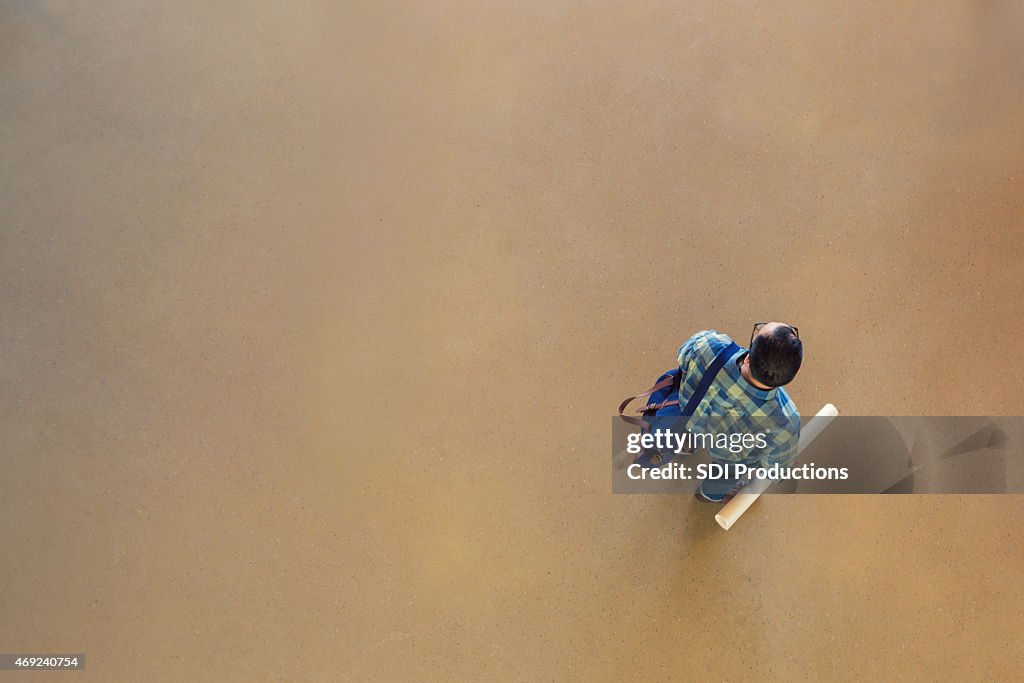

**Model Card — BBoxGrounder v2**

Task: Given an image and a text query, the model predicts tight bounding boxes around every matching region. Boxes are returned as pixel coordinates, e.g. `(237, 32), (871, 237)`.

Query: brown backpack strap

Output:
(641, 399), (679, 413)
(617, 375), (676, 429)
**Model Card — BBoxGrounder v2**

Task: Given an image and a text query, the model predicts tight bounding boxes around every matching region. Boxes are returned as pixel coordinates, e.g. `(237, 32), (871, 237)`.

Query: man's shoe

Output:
(695, 477), (747, 504)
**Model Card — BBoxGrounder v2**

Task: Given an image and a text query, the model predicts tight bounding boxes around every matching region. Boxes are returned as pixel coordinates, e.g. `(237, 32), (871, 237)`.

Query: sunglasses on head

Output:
(750, 322), (799, 347)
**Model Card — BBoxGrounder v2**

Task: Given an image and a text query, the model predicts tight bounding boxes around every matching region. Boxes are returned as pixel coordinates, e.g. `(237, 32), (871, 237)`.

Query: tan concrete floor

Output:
(2, 1), (1024, 680)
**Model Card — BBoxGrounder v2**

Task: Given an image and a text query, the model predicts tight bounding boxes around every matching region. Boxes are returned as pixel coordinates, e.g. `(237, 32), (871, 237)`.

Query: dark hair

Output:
(749, 325), (802, 387)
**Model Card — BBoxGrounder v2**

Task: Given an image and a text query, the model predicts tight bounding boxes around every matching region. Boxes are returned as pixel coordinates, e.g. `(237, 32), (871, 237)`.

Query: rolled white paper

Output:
(715, 403), (839, 531)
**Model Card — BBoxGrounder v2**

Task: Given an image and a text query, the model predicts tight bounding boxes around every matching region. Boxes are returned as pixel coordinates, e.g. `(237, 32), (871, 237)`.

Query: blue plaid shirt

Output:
(676, 330), (800, 466)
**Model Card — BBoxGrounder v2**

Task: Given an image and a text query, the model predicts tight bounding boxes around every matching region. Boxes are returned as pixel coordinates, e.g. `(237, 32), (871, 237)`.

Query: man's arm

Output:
(757, 416), (801, 468)
(676, 329), (716, 374)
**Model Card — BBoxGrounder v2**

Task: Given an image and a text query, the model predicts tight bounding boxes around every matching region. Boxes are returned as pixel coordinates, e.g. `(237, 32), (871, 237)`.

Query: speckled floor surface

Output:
(2, 1), (1023, 680)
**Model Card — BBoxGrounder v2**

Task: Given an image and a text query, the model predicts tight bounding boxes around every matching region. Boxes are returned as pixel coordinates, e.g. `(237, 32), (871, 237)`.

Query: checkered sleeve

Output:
(758, 422), (800, 467)
(676, 333), (699, 374)
(676, 330), (718, 371)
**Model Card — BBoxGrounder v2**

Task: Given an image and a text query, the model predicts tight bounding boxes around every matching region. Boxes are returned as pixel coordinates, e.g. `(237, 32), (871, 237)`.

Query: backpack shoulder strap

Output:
(681, 341), (740, 416)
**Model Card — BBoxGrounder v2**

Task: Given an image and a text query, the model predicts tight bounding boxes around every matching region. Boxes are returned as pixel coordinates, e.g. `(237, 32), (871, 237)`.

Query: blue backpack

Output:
(618, 342), (740, 467)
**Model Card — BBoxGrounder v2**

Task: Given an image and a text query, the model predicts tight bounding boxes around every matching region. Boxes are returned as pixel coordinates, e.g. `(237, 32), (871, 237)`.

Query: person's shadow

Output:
(774, 417), (1011, 494)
